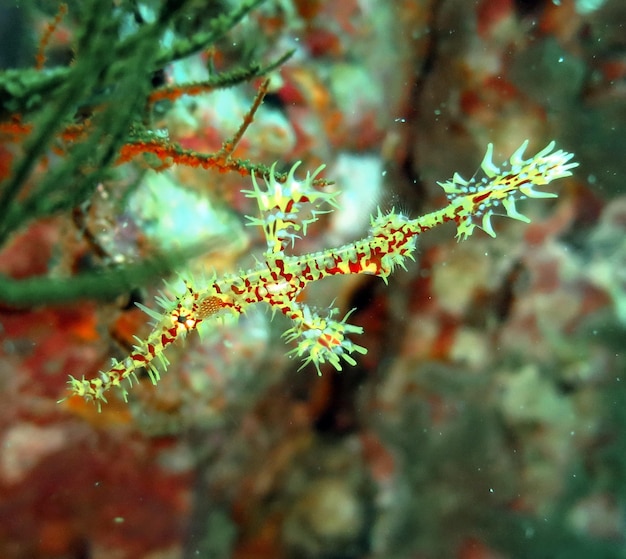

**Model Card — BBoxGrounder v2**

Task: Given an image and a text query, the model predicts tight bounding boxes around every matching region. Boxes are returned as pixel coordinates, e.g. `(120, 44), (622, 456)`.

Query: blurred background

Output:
(1, 0), (625, 557)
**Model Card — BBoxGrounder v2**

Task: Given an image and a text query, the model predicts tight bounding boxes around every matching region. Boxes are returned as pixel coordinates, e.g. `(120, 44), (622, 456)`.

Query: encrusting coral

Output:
(66, 140), (578, 408)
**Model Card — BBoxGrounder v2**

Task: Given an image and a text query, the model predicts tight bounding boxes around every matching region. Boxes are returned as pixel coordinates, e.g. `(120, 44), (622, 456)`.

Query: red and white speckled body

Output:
(67, 141), (577, 407)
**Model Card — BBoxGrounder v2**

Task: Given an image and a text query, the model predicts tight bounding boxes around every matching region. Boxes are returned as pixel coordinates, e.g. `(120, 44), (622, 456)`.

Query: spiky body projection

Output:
(66, 141), (578, 407)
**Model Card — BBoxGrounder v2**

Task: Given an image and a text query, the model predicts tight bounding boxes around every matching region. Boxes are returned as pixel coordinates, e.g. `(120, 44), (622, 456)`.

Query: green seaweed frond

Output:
(0, 0), (289, 306)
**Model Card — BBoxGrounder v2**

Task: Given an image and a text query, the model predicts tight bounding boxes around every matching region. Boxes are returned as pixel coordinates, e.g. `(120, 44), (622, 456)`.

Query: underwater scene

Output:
(0, 0), (625, 557)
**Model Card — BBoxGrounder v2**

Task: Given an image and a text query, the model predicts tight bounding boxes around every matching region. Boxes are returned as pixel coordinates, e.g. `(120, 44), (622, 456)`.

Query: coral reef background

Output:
(0, 1), (625, 558)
